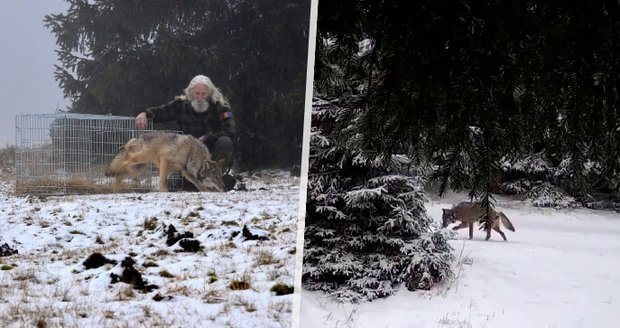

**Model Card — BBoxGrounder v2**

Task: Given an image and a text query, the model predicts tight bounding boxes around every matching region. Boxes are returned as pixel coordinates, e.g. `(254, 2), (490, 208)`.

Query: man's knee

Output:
(212, 136), (234, 160)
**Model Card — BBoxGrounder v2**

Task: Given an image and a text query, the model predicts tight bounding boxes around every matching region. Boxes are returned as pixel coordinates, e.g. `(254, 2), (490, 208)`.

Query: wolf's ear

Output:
(207, 159), (222, 172)
(123, 138), (141, 152)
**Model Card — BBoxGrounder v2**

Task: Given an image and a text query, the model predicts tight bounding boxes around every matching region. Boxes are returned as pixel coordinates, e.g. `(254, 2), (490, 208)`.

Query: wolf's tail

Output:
(499, 212), (515, 232)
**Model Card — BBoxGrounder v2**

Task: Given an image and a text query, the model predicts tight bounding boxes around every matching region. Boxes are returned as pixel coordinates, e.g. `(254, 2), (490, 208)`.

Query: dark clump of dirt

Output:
(152, 293), (173, 302)
(165, 224), (194, 246)
(110, 256), (158, 292)
(178, 238), (203, 252)
(164, 224), (203, 252)
(242, 225), (269, 241)
(83, 252), (117, 269)
(270, 283), (294, 296)
(0, 243), (18, 257)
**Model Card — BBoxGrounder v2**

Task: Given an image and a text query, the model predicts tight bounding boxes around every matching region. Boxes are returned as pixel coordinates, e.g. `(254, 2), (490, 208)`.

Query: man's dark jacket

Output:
(143, 97), (235, 148)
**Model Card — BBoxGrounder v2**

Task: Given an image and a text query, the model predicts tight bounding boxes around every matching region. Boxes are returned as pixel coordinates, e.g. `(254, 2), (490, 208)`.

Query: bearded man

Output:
(135, 75), (236, 190)
(136, 75), (236, 190)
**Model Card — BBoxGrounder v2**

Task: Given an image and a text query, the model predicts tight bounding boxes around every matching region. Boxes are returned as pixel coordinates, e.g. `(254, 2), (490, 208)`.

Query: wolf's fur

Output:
(442, 202), (515, 241)
(105, 131), (225, 192)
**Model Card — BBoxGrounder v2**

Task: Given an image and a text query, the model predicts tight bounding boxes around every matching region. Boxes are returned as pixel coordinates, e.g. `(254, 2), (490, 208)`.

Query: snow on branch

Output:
(344, 186), (387, 205)
(315, 205), (347, 220)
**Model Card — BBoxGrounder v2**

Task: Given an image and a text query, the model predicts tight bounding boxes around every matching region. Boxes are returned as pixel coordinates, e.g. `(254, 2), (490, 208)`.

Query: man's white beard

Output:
(191, 99), (209, 113)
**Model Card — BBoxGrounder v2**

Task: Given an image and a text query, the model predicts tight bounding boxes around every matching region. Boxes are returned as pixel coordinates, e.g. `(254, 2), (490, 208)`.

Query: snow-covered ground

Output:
(0, 170), (300, 328)
(300, 192), (620, 328)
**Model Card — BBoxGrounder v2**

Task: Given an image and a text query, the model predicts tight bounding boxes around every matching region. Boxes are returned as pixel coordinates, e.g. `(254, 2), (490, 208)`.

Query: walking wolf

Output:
(442, 202), (515, 241)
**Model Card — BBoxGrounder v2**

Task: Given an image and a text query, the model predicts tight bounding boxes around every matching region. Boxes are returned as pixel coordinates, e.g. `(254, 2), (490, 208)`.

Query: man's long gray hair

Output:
(177, 75), (230, 108)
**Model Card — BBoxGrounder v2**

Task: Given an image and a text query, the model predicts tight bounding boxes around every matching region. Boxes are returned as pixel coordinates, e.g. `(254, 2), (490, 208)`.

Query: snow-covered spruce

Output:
(303, 97), (454, 303)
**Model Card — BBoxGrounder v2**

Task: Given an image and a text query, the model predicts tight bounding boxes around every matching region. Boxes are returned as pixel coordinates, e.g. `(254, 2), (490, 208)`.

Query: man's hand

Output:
(136, 112), (148, 129)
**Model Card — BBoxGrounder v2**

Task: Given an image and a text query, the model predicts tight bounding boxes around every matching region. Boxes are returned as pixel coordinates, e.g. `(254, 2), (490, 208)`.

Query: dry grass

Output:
(231, 295), (258, 313)
(228, 272), (253, 291)
(158, 270), (174, 278)
(212, 241), (237, 253)
(254, 249), (280, 266)
(15, 177), (153, 195)
(11, 269), (37, 282)
(206, 270), (218, 284)
(166, 283), (191, 297)
(142, 217), (158, 231)
(268, 299), (293, 324)
(202, 286), (226, 304)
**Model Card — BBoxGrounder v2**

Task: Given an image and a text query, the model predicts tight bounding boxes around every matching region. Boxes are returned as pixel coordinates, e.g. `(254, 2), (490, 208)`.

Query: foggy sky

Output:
(0, 0), (70, 145)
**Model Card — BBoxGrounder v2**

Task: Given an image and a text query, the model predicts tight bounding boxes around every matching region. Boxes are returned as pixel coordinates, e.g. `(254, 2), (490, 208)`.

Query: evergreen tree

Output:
(303, 96), (454, 302)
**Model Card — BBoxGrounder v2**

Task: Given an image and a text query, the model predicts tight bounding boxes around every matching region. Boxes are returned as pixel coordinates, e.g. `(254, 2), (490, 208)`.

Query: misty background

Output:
(0, 0), (70, 145)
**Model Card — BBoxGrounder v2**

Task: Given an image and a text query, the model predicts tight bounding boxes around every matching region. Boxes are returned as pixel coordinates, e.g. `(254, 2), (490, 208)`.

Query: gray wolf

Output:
(104, 131), (225, 192)
(442, 202), (515, 241)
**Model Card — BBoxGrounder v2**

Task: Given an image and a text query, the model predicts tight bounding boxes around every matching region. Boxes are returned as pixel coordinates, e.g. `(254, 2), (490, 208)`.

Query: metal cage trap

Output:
(14, 113), (183, 195)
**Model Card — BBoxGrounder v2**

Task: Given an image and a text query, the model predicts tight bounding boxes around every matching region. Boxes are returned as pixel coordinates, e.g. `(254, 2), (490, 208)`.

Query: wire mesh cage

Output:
(14, 113), (183, 195)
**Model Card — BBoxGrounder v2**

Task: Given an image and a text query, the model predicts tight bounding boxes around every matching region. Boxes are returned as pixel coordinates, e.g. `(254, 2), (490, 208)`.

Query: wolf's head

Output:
(104, 138), (141, 177)
(441, 208), (455, 228)
(195, 159), (225, 192)
(104, 145), (125, 177)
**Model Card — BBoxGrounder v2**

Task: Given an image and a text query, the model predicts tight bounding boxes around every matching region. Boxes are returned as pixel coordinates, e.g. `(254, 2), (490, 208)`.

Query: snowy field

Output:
(300, 192), (620, 328)
(0, 170), (301, 328)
